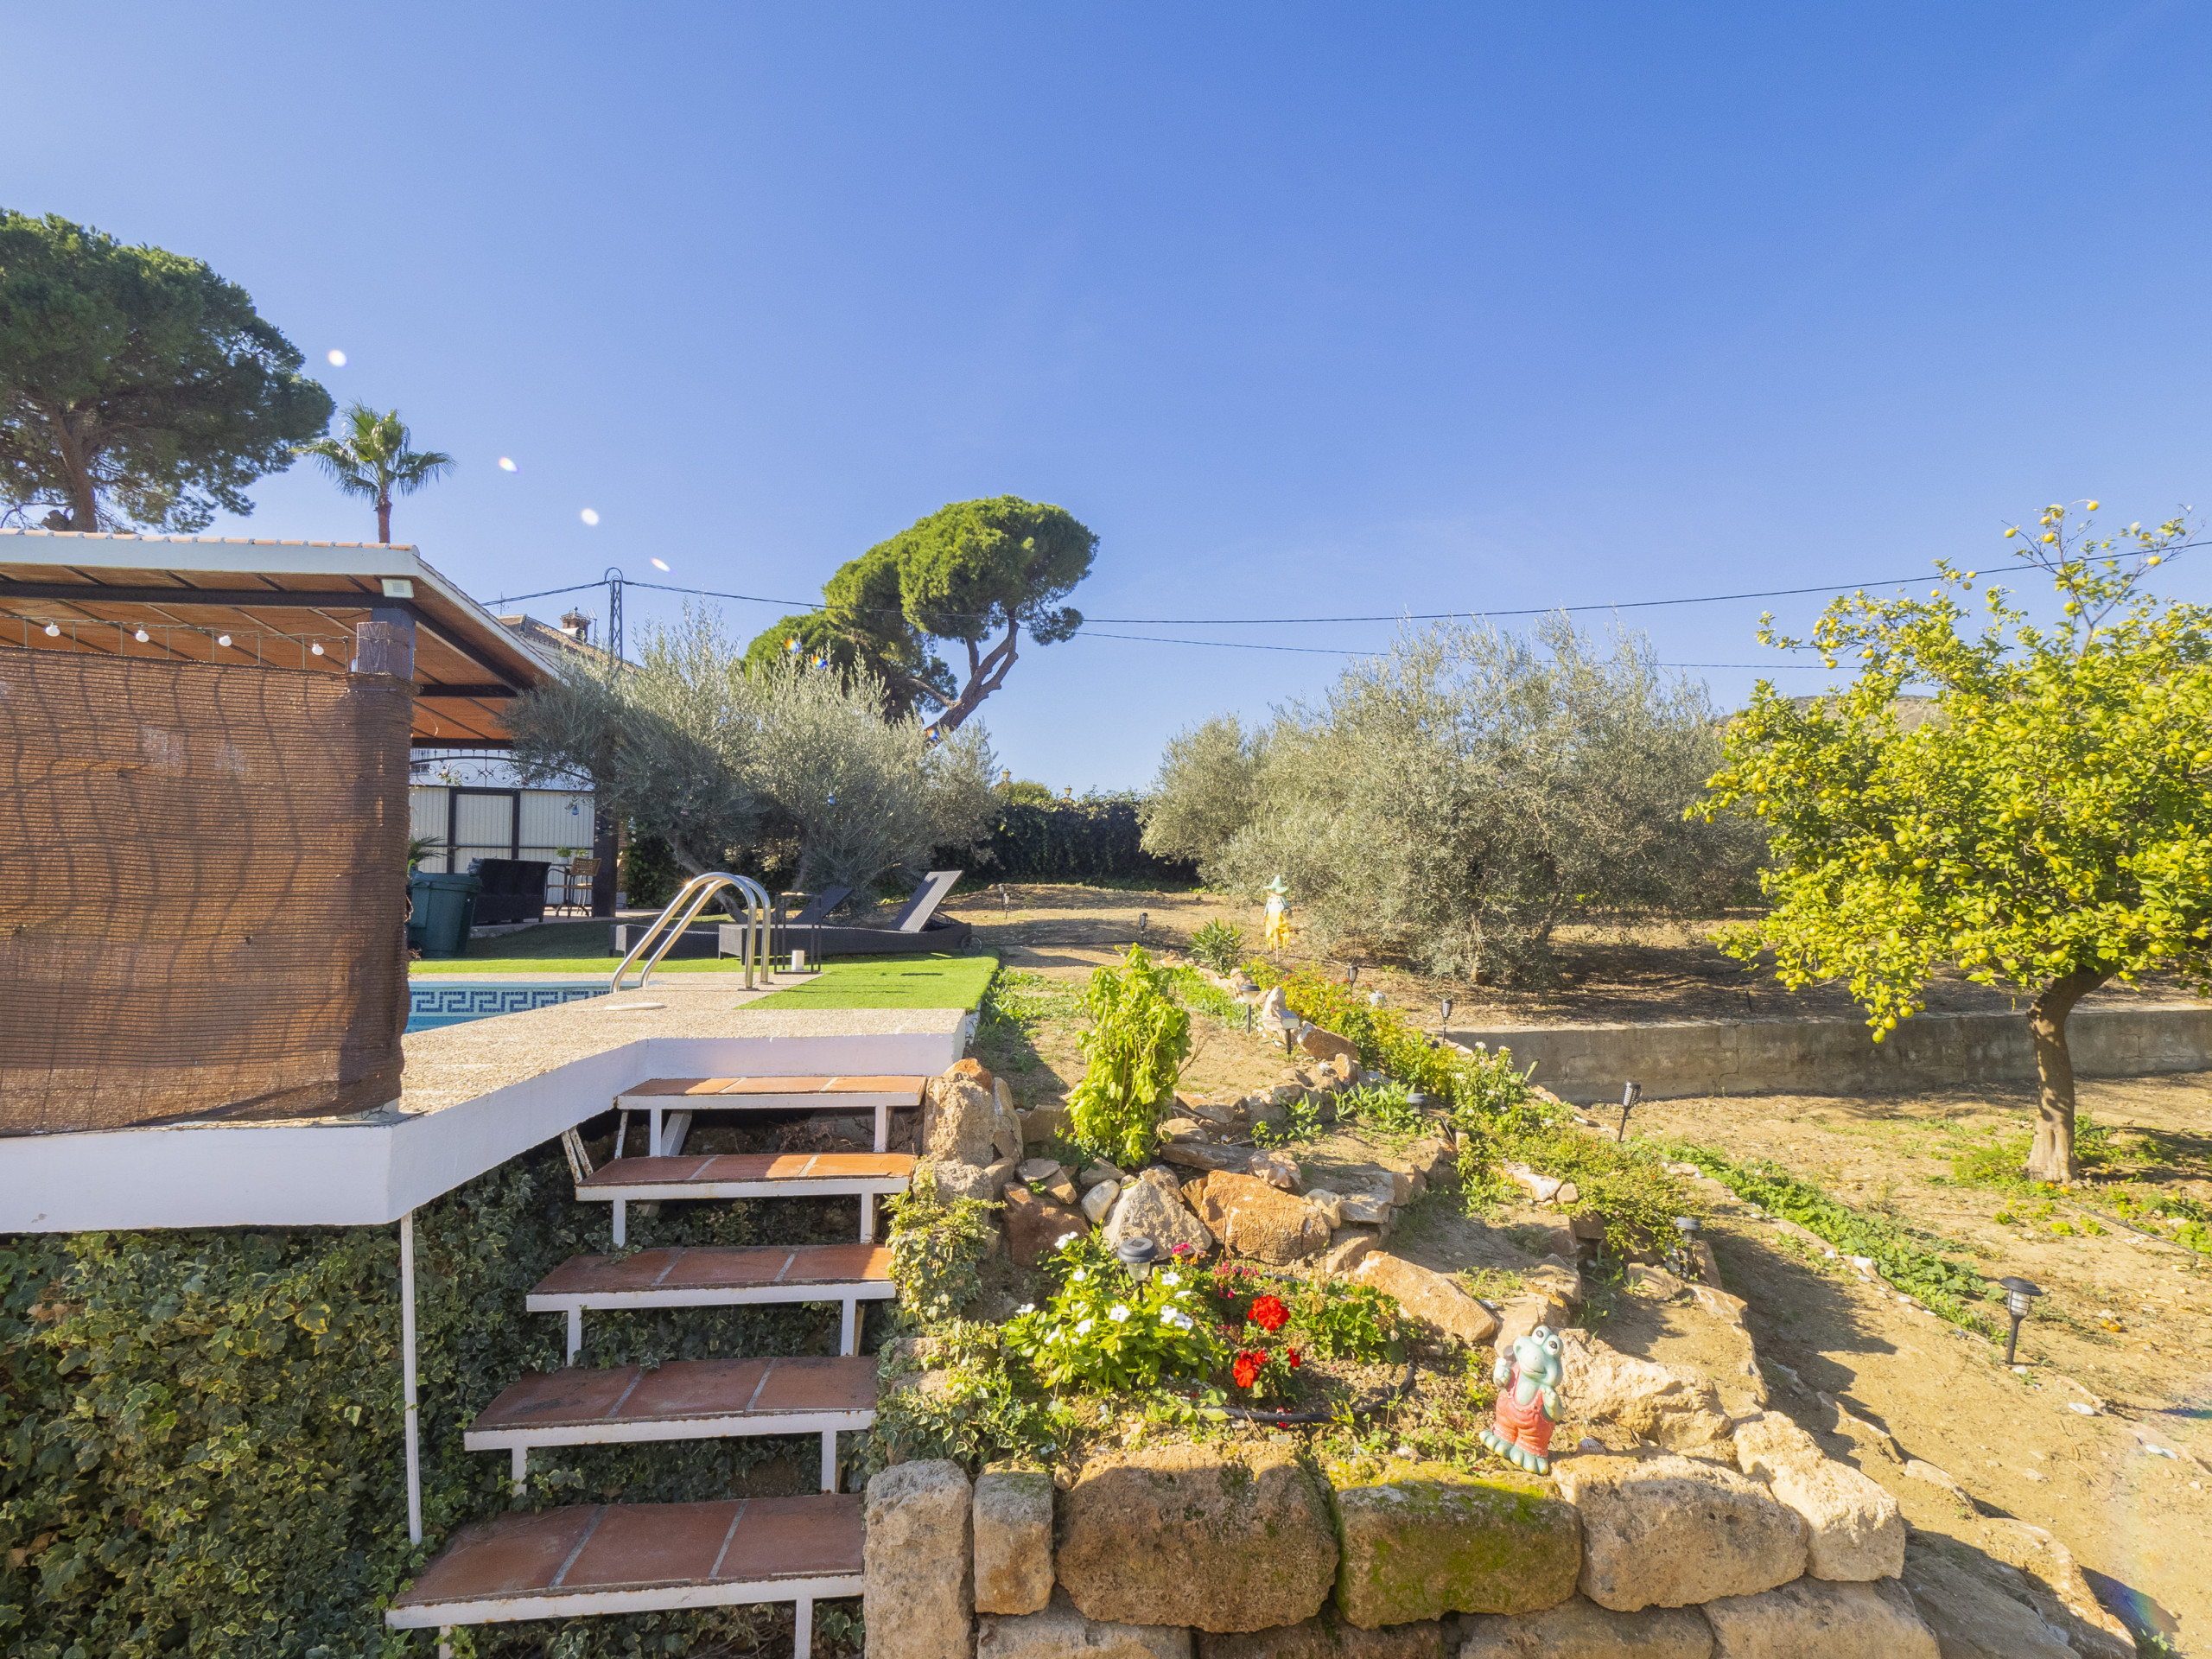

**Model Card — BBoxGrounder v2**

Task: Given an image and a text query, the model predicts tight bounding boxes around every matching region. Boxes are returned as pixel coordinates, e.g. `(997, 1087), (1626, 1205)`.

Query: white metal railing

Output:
(610, 870), (772, 991)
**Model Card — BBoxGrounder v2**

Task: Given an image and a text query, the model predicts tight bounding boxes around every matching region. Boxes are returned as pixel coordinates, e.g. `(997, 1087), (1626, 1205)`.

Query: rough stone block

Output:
(928, 1062), (1006, 1166)
(865, 1459), (973, 1659)
(1733, 1417), (1902, 1582)
(1556, 1331), (1732, 1452)
(979, 1589), (1192, 1659)
(1104, 1167), (1216, 1259)
(1192, 1170), (1332, 1263)
(1082, 1179), (1121, 1224)
(1319, 1234), (1377, 1275)
(1554, 1452), (1807, 1611)
(1005, 1183), (1089, 1268)
(1899, 1544), (2077, 1659)
(1348, 1253), (1499, 1347)
(1328, 1459), (1580, 1627)
(1057, 1443), (1338, 1632)
(1700, 1576), (1936, 1658)
(1492, 1294), (1574, 1357)
(975, 1466), (1057, 1616)
(1453, 1595), (1713, 1658)
(1200, 1616), (1441, 1659)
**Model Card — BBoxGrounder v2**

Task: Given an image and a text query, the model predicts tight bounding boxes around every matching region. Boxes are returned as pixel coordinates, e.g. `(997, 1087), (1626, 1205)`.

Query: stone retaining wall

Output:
(1444, 1003), (2212, 1104)
(866, 1408), (1938, 1659)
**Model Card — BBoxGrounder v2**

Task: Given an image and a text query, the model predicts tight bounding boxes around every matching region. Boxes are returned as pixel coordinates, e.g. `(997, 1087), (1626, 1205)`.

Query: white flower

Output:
(1164, 1309), (1194, 1331)
(1071, 1268), (1087, 1282)
(1075, 1318), (1094, 1336)
(1055, 1232), (1077, 1248)
(1109, 1305), (1131, 1324)
(1016, 1304), (1035, 1315)
(1159, 1271), (1180, 1287)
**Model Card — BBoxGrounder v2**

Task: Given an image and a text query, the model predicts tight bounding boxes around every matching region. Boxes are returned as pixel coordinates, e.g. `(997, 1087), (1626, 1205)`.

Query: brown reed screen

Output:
(0, 650), (412, 1133)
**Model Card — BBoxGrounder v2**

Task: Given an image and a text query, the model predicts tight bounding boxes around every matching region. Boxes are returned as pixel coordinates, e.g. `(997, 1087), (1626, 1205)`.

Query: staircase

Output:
(387, 1077), (925, 1656)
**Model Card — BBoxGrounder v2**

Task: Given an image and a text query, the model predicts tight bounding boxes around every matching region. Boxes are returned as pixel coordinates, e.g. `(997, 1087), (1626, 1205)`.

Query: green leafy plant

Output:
(884, 1185), (1001, 1327)
(1067, 945), (1192, 1166)
(1005, 1239), (1219, 1390)
(1336, 1079), (1427, 1141)
(1252, 1092), (1325, 1147)
(1187, 918), (1246, 975)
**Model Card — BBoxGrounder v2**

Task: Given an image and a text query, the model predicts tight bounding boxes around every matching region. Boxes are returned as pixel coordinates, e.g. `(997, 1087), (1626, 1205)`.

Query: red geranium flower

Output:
(1249, 1294), (1289, 1333)
(1233, 1351), (1263, 1389)
(1287, 1348), (1302, 1369)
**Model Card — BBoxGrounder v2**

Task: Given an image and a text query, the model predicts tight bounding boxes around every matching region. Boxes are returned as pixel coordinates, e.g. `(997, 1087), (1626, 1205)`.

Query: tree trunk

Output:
(2024, 967), (2108, 1183)
(376, 492), (392, 543)
(934, 621), (1020, 734)
(44, 404), (100, 531)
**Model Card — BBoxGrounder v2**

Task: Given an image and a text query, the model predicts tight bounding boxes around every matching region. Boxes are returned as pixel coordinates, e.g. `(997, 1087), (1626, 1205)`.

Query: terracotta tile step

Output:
(527, 1244), (896, 1362)
(386, 1495), (862, 1632)
(467, 1355), (876, 1448)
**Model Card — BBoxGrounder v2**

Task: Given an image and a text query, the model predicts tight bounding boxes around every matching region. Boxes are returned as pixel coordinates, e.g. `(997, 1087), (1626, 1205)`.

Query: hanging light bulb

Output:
(134, 628), (150, 644)
(216, 633), (232, 648)
(42, 622), (60, 637)
(310, 642), (325, 656)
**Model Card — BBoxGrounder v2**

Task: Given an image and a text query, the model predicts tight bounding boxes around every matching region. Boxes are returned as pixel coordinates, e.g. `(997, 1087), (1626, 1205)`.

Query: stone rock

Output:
(1554, 1181), (1581, 1207)
(1733, 1416), (1902, 1581)
(1200, 1618), (1440, 1659)
(1328, 1459), (1580, 1626)
(1454, 1595), (1713, 1659)
(1082, 1179), (1121, 1224)
(928, 1064), (1007, 1167)
(1258, 985), (1289, 1027)
(1502, 1162), (1562, 1205)
(1567, 1211), (1608, 1243)
(1300, 1025), (1362, 1071)
(1526, 1257), (1584, 1307)
(1984, 1525), (2139, 1659)
(1319, 1233), (1378, 1275)
(1105, 1167), (1216, 1259)
(1192, 1171), (1332, 1264)
(919, 1156), (1013, 1204)
(1160, 1141), (1254, 1175)
(1005, 1184), (1090, 1268)
(1555, 1331), (1732, 1452)
(1020, 1157), (1067, 1185)
(1629, 1264), (1686, 1300)
(1688, 1283), (1748, 1328)
(1079, 1161), (1126, 1190)
(865, 1459), (974, 1659)
(1244, 1098), (1287, 1135)
(1183, 1096), (1243, 1128)
(992, 1077), (1026, 1160)
(1331, 1166), (1414, 1207)
(979, 1589), (1192, 1659)
(1162, 1117), (1209, 1141)
(974, 1467), (1057, 1616)
(1020, 1104), (1067, 1146)
(1348, 1253), (1500, 1347)
(1491, 1294), (1574, 1357)
(1898, 1542), (2079, 1659)
(1041, 1173), (1080, 1206)
(1554, 1452), (1808, 1611)
(1057, 1443), (1338, 1632)
(1301, 1188), (1348, 1228)
(1700, 1577), (1936, 1659)
(1249, 1147), (1301, 1190)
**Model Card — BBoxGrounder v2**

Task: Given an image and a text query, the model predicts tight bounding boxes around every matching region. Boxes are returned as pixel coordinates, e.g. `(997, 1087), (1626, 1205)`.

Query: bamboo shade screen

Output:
(0, 649), (412, 1133)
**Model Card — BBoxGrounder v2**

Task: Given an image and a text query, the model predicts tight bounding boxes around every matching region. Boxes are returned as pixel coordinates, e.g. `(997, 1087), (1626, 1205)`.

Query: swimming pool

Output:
(406, 981), (610, 1033)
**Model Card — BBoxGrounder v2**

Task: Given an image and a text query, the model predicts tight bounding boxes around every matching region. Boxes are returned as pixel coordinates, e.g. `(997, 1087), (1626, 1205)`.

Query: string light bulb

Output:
(216, 633), (232, 648)
(42, 622), (60, 637)
(134, 628), (150, 643)
(310, 642), (325, 656)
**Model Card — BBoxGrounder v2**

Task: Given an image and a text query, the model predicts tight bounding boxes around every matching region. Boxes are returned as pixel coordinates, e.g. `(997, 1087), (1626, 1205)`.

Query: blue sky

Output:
(8, 3), (2210, 786)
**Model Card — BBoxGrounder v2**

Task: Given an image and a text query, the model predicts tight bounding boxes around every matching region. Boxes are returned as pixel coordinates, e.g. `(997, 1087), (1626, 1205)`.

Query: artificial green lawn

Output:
(747, 953), (998, 1010)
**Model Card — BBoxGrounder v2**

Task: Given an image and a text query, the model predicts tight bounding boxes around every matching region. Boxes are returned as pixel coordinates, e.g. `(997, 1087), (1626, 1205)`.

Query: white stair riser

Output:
(386, 1573), (861, 1628)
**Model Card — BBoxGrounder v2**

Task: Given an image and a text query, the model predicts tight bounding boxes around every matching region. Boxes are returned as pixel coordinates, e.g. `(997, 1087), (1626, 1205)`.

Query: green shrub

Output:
(884, 1186), (1001, 1328)
(1004, 1239), (1218, 1390)
(1187, 918), (1245, 976)
(1067, 946), (1192, 1166)
(944, 794), (1198, 884)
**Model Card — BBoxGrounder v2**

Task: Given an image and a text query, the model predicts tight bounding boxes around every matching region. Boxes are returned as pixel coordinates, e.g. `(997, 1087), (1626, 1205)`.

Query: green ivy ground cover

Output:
(0, 1141), (866, 1658)
(745, 954), (999, 1010)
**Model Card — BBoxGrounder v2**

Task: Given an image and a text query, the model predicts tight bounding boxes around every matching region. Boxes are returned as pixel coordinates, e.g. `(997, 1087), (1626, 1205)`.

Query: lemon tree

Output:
(1698, 503), (2212, 1181)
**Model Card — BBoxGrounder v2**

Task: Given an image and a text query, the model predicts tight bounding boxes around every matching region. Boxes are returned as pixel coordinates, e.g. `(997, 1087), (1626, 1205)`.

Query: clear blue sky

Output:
(9, 3), (2209, 787)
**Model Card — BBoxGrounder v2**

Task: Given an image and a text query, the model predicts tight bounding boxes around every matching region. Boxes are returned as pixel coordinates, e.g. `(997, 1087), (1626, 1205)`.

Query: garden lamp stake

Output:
(1116, 1237), (1159, 1285)
(2000, 1276), (2042, 1366)
(1616, 1080), (1641, 1144)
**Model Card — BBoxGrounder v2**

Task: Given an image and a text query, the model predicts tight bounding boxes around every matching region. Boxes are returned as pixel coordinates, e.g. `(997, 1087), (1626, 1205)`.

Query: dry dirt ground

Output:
(950, 880), (2212, 1651)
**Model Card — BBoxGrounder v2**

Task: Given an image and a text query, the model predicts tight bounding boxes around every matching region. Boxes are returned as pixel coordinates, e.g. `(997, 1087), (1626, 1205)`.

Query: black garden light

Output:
(1672, 1214), (1704, 1281)
(1439, 995), (1454, 1027)
(1116, 1236), (1160, 1286)
(1616, 1080), (1642, 1143)
(1999, 1275), (2043, 1367)
(1137, 912), (1148, 941)
(1346, 963), (1360, 987)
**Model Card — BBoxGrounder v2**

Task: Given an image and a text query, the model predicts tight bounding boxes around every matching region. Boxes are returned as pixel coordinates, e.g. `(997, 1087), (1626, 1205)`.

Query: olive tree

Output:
(1148, 615), (1758, 985)
(1696, 505), (2212, 1180)
(509, 607), (996, 893)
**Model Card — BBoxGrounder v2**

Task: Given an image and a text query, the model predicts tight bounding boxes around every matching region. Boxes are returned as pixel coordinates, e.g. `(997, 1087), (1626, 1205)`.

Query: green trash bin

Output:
(407, 872), (482, 959)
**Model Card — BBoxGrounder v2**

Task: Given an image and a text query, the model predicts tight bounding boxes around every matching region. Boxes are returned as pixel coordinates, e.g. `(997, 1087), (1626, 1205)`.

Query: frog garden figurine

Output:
(1480, 1325), (1566, 1474)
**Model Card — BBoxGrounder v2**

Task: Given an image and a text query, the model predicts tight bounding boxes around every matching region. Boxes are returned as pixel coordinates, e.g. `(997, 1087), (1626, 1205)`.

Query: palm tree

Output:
(297, 403), (454, 543)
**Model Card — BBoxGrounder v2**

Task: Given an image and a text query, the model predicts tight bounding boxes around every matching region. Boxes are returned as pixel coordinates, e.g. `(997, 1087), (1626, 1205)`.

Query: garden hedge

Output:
(0, 1138), (857, 1659)
(944, 795), (1196, 885)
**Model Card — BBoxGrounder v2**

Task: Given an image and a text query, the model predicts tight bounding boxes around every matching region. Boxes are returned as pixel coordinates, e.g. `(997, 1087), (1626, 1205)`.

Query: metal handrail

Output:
(610, 870), (772, 992)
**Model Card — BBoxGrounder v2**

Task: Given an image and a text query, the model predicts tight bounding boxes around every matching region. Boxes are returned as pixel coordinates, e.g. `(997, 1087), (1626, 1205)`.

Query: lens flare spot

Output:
(327, 349), (346, 366)
(651, 557), (671, 572)
(498, 456), (518, 473)
(580, 508), (600, 526)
